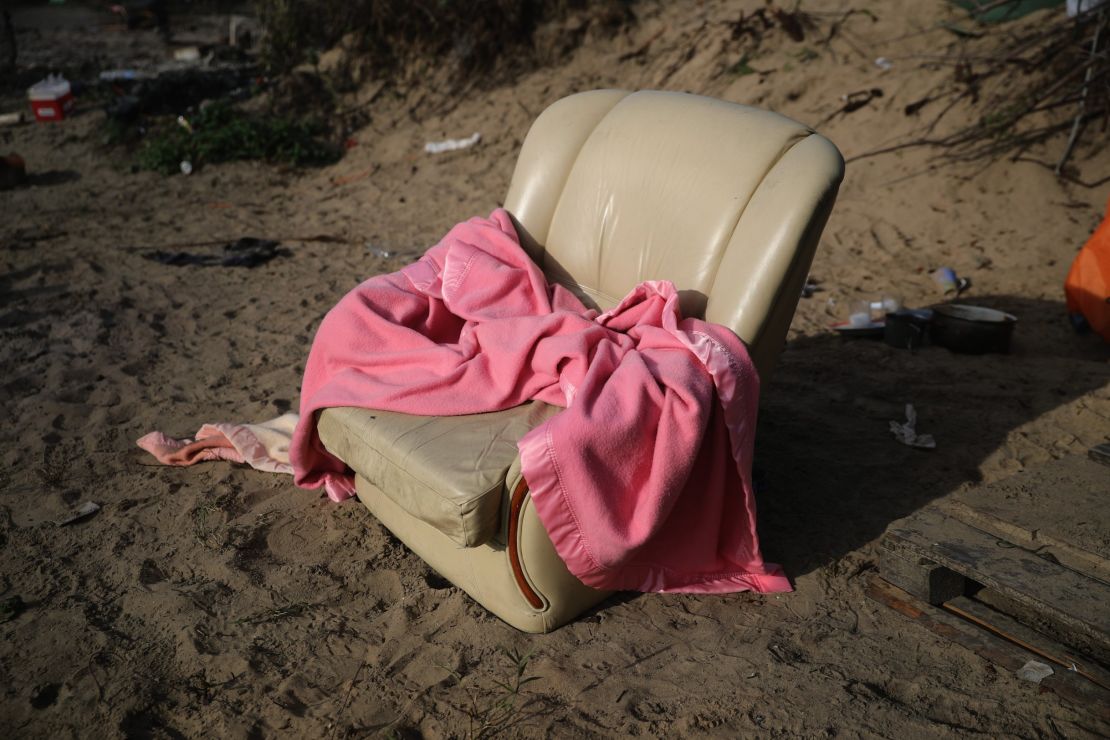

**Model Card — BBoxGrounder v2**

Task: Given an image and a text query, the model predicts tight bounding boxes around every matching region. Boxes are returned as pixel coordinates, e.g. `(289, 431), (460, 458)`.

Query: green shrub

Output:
(136, 101), (340, 173)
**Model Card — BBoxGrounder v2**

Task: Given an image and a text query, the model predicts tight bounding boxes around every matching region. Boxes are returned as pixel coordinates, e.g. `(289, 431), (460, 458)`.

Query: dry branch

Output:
(851, 6), (1109, 181)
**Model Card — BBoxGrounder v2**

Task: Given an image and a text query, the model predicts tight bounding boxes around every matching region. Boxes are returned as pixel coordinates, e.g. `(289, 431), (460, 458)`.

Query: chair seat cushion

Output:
(317, 402), (560, 547)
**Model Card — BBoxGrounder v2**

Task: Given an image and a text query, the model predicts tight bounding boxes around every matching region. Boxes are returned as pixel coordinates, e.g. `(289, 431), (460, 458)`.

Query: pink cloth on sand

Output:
(137, 414), (356, 500)
(292, 209), (790, 594)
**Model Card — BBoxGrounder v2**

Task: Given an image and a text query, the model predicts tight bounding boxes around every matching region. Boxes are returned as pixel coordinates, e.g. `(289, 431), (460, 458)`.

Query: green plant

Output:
(729, 54), (757, 77)
(437, 647), (541, 739)
(136, 101), (340, 174)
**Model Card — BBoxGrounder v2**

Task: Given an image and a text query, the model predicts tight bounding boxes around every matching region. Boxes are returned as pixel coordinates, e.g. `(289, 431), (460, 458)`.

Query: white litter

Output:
(173, 47), (201, 63)
(368, 245), (394, 259)
(1016, 659), (1054, 684)
(889, 404), (936, 449)
(58, 501), (100, 526)
(874, 57), (893, 71)
(424, 132), (481, 154)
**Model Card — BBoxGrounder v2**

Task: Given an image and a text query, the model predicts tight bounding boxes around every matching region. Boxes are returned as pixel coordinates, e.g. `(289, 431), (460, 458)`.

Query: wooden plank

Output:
(943, 596), (1110, 691)
(880, 506), (1110, 665)
(939, 499), (1110, 583)
(877, 546), (966, 605)
(866, 576), (1110, 721)
(972, 586), (1110, 672)
(943, 453), (1109, 579)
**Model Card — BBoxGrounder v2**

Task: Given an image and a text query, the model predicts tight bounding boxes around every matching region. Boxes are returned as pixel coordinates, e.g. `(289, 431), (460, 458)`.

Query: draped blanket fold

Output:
(291, 209), (790, 594)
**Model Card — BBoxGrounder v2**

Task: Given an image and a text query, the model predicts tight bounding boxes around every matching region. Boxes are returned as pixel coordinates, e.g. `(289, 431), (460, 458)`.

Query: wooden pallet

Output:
(870, 447), (1110, 717)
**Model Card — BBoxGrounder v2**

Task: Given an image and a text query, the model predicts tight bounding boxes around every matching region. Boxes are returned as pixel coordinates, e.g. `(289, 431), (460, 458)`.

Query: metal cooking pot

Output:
(930, 304), (1017, 354)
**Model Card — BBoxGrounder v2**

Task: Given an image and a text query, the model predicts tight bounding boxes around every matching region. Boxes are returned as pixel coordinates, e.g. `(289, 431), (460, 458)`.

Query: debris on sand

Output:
(57, 501), (101, 526)
(143, 237), (284, 268)
(889, 404), (936, 449)
(425, 132), (481, 154)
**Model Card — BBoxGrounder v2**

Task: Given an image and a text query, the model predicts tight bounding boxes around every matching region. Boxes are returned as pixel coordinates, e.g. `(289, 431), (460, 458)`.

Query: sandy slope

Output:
(2, 0), (1108, 737)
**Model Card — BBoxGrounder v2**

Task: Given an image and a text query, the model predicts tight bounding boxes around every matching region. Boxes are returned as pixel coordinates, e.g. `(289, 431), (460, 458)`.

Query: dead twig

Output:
(618, 27), (665, 62)
(1057, 10), (1105, 174)
(849, 9), (1110, 178)
(1015, 156), (1110, 187)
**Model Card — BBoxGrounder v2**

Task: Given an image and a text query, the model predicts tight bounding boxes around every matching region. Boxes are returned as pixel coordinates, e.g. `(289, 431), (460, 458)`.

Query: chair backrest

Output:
(503, 89), (844, 378)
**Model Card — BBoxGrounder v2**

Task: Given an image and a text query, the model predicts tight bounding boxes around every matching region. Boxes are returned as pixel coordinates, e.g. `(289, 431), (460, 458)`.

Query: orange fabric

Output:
(1065, 197), (1110, 342)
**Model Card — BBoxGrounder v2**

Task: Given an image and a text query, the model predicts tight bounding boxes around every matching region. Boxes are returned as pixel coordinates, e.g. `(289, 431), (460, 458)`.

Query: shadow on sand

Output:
(753, 295), (1108, 581)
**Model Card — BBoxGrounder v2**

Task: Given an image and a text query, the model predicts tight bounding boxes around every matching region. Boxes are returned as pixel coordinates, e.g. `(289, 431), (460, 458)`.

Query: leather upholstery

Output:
(318, 90), (843, 632)
(317, 402), (558, 547)
(505, 89), (844, 378)
(349, 473), (609, 633)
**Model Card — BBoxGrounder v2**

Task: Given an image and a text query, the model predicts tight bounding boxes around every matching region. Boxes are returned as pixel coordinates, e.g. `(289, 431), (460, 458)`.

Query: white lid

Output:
(28, 75), (71, 101)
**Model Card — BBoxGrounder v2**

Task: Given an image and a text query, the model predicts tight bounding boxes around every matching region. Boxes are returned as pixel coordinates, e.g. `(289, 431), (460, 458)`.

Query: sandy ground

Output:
(2, 0), (1109, 737)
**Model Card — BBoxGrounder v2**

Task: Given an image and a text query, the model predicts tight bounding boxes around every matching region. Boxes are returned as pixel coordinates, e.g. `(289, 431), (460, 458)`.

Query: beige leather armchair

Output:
(317, 90), (844, 633)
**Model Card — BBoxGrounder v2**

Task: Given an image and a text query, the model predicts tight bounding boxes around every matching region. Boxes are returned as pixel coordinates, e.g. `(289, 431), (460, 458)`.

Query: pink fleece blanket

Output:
(292, 209), (789, 594)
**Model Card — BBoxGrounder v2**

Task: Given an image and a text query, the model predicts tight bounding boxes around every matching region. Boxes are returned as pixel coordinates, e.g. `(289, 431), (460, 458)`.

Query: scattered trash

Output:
(57, 500), (100, 526)
(889, 404), (936, 449)
(849, 299), (875, 328)
(0, 595), (25, 623)
(877, 295), (902, 314)
(102, 66), (259, 123)
(884, 308), (933, 350)
(229, 15), (252, 48)
(176, 115), (194, 134)
(832, 320), (884, 338)
(801, 275), (822, 298)
(179, 160), (193, 175)
(854, 295), (901, 325)
(173, 46), (201, 63)
(930, 304), (1017, 354)
(831, 300), (880, 336)
(874, 57), (893, 71)
(0, 111), (24, 126)
(143, 237), (284, 268)
(369, 246), (394, 259)
(99, 69), (153, 82)
(1015, 659), (1054, 684)
(933, 267), (957, 292)
(425, 132), (481, 154)
(27, 75), (74, 122)
(0, 152), (26, 190)
(931, 266), (971, 295)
